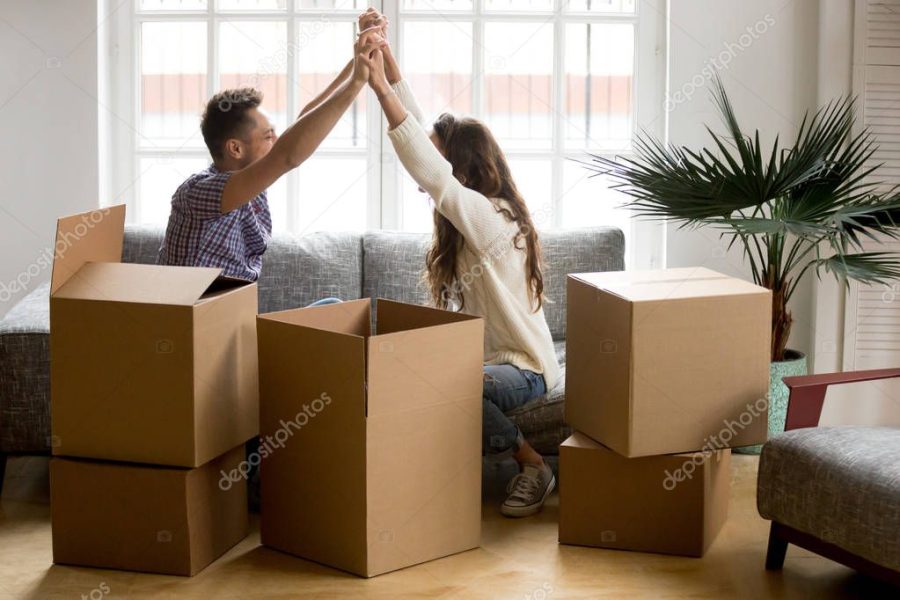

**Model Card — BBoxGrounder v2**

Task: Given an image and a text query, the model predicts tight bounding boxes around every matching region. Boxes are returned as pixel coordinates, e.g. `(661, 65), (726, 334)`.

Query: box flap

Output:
(374, 299), (480, 335)
(51, 204), (126, 294)
(53, 262), (225, 306)
(258, 299), (371, 337)
(570, 268), (769, 302)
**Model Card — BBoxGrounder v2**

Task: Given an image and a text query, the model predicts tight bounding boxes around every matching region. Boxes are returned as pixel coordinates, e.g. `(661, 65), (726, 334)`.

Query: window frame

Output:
(105, 0), (666, 268)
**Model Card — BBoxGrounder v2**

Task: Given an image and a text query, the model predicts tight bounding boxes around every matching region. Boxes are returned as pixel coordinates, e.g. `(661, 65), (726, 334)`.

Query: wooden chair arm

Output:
(781, 368), (900, 431)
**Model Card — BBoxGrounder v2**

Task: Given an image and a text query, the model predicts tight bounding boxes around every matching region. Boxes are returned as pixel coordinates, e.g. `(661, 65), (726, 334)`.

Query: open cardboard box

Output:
(559, 432), (730, 557)
(51, 445), (248, 576)
(566, 267), (772, 457)
(258, 299), (484, 577)
(49, 205), (259, 467)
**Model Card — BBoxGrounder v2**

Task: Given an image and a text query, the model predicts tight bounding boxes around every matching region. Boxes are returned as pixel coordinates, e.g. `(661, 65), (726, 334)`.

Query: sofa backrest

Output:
(362, 227), (625, 340)
(123, 225), (625, 340)
(122, 226), (364, 314)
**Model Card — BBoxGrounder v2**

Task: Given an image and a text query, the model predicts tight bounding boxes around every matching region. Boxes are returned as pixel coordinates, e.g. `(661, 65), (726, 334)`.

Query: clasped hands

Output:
(351, 8), (397, 99)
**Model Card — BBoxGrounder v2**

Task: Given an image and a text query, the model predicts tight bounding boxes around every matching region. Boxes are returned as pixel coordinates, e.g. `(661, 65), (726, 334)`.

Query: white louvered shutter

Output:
(844, 0), (900, 371)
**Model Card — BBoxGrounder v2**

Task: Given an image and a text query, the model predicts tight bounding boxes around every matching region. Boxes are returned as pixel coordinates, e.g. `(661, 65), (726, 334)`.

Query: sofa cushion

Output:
(121, 224), (165, 266)
(257, 232), (363, 313)
(362, 231), (431, 306)
(363, 227), (625, 341)
(757, 426), (900, 571)
(0, 282), (51, 452)
(540, 227), (624, 340)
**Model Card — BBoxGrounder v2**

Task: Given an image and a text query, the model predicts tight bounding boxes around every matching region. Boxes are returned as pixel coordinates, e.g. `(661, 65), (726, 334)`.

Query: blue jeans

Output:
(483, 364), (546, 456)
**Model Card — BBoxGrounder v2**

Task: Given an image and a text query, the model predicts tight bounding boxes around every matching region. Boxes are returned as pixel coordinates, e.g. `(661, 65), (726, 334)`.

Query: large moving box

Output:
(51, 445), (248, 576)
(49, 205), (259, 467)
(258, 299), (484, 577)
(558, 433), (730, 557)
(566, 267), (771, 457)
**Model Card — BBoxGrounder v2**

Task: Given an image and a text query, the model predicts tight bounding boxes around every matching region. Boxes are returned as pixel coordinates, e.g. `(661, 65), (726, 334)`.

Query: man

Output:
(158, 27), (386, 280)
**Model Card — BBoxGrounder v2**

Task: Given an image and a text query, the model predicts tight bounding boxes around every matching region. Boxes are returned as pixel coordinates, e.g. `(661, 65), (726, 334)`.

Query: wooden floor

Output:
(0, 455), (892, 599)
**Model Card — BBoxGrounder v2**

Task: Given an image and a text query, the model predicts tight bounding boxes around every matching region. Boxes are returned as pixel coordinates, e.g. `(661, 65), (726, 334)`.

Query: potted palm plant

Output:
(581, 76), (900, 452)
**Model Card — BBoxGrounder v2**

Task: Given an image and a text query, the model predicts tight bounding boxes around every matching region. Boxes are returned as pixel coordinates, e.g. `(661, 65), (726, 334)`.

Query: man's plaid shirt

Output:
(157, 165), (272, 281)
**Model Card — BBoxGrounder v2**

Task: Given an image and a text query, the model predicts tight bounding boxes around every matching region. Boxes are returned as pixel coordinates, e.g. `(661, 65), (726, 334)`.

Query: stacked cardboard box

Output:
(560, 268), (772, 557)
(257, 299), (484, 577)
(48, 205), (257, 576)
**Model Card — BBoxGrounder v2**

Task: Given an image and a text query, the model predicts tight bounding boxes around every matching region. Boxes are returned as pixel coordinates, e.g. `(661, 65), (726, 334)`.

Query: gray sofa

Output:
(0, 226), (624, 486)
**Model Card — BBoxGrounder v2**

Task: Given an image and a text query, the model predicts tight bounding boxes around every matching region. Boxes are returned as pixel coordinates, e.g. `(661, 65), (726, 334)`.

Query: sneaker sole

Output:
(500, 473), (557, 518)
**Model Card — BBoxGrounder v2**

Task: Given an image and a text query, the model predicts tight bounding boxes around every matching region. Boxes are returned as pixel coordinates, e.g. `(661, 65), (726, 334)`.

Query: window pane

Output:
(140, 0), (206, 10)
(402, 21), (474, 119)
(141, 22), (207, 148)
(485, 0), (553, 11)
(299, 0), (366, 9)
(560, 161), (632, 252)
(296, 21), (367, 148)
(507, 158), (553, 228)
(295, 158), (368, 232)
(219, 21), (289, 132)
(401, 169), (435, 233)
(219, 0), (286, 10)
(138, 157), (210, 225)
(484, 22), (553, 150)
(565, 0), (636, 13)
(565, 23), (633, 151)
(403, 0), (474, 11)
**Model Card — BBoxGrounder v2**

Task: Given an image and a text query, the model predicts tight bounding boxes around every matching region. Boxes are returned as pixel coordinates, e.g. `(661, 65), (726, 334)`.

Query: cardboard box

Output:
(566, 267), (771, 457)
(559, 432), (730, 557)
(258, 299), (484, 577)
(51, 445), (249, 576)
(49, 205), (259, 467)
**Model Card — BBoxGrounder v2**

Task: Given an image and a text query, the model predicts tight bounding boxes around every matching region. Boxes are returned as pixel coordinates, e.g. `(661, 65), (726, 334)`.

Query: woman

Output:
(360, 10), (561, 518)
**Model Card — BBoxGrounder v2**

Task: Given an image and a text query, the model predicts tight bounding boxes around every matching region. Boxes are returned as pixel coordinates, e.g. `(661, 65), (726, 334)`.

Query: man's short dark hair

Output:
(201, 87), (264, 160)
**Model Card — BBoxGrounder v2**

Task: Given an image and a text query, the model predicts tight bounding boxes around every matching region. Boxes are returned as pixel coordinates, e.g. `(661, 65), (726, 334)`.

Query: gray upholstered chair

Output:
(757, 368), (900, 586)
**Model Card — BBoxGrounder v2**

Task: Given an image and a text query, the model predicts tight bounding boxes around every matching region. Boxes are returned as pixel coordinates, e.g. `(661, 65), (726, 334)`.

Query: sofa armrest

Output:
(782, 368), (900, 431)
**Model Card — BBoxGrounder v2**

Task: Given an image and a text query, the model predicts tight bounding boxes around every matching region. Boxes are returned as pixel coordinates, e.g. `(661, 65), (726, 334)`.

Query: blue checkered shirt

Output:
(158, 165), (272, 281)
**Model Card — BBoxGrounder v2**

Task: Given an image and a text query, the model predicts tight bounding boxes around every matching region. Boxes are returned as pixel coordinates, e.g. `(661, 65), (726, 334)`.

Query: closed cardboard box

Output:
(566, 268), (771, 457)
(49, 205), (259, 467)
(258, 299), (484, 577)
(559, 432), (730, 557)
(51, 445), (248, 576)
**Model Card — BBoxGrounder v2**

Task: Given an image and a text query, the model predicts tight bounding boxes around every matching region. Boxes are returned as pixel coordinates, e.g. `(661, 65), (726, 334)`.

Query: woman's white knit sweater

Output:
(386, 80), (561, 390)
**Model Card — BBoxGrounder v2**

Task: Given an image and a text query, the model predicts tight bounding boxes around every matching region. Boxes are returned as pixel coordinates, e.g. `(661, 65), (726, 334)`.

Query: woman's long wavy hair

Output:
(425, 112), (545, 312)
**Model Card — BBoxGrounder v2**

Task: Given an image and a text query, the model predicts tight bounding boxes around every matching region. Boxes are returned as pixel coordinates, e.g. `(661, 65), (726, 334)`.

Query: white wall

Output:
(665, 0), (820, 359)
(0, 0), (100, 319)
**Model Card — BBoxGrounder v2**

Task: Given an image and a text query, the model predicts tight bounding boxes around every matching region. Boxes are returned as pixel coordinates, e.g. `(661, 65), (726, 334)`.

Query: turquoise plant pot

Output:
(734, 349), (808, 455)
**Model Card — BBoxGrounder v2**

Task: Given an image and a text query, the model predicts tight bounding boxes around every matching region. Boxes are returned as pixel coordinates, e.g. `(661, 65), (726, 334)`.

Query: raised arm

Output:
(299, 59), (353, 118)
(219, 30), (385, 214)
(368, 51), (507, 252)
(359, 7), (425, 125)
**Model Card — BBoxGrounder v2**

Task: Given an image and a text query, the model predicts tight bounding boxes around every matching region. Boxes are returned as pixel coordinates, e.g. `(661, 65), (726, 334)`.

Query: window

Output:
(106, 0), (665, 267)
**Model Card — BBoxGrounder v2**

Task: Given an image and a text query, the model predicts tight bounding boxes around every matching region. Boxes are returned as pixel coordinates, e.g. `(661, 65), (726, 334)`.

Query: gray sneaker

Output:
(501, 462), (556, 518)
